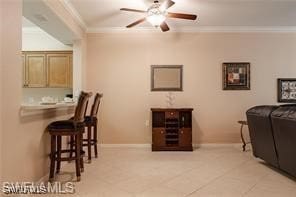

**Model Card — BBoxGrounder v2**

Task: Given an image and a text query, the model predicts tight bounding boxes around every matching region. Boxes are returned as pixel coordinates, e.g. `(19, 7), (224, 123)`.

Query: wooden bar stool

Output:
(47, 91), (92, 182)
(83, 93), (103, 162)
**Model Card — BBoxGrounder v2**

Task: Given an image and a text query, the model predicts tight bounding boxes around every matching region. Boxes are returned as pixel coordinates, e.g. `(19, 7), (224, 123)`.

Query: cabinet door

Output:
(152, 128), (166, 147)
(179, 128), (192, 147)
(47, 53), (71, 88)
(26, 54), (46, 87)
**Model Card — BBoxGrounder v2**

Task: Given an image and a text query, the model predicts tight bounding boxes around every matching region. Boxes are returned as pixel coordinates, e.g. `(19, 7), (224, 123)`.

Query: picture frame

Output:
(151, 65), (183, 91)
(278, 78), (296, 103)
(222, 62), (250, 90)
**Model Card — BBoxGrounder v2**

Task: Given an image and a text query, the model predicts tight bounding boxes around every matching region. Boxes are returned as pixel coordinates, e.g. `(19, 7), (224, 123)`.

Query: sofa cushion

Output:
(271, 105), (296, 177)
(246, 105), (279, 167)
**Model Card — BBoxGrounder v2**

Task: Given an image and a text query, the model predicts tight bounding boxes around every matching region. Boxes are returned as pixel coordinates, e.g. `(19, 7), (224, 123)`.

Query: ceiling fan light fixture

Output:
(147, 14), (166, 27)
(146, 2), (166, 27)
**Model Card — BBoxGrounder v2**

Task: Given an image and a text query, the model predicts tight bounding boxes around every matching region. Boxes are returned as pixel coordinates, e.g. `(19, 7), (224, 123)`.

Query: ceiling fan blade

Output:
(160, 22), (170, 32)
(120, 8), (146, 13)
(126, 18), (146, 28)
(167, 12), (197, 20)
(161, 0), (175, 10)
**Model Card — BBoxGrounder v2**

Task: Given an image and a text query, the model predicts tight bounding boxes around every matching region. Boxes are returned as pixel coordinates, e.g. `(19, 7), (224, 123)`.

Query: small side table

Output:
(238, 120), (250, 151)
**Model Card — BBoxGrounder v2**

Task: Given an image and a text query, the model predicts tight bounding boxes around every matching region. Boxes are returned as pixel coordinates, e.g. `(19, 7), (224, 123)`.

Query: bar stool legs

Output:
(83, 122), (98, 162)
(75, 134), (81, 181)
(49, 132), (84, 182)
(69, 136), (74, 160)
(94, 123), (98, 158)
(87, 126), (92, 162)
(56, 136), (61, 174)
(49, 135), (56, 182)
(80, 132), (84, 172)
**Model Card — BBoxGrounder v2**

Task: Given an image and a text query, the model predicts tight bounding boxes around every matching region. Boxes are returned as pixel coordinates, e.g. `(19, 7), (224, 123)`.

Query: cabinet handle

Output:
(161, 130), (164, 134)
(170, 112), (174, 115)
(180, 130), (183, 134)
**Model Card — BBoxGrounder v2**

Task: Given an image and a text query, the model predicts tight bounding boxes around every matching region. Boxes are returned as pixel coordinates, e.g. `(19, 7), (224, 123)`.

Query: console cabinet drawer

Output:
(165, 111), (179, 119)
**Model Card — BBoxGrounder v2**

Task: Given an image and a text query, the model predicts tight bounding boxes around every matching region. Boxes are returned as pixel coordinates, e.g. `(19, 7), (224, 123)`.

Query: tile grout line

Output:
(184, 157), (253, 197)
(241, 173), (270, 197)
(162, 153), (227, 196)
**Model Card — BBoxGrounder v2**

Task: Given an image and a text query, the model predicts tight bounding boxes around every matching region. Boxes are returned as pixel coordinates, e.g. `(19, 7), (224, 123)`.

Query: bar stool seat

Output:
(48, 120), (85, 130)
(84, 116), (97, 125)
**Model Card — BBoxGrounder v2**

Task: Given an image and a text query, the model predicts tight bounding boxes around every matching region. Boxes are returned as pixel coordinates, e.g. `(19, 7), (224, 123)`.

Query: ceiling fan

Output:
(120, 0), (197, 32)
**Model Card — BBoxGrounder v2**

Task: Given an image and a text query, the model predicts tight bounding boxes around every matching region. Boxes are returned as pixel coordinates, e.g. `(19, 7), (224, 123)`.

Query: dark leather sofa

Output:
(246, 105), (296, 177)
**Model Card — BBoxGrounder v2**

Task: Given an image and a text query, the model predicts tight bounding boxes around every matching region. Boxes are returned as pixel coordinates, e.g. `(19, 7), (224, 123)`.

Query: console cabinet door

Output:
(47, 53), (72, 88)
(179, 128), (192, 147)
(26, 54), (47, 87)
(152, 128), (166, 147)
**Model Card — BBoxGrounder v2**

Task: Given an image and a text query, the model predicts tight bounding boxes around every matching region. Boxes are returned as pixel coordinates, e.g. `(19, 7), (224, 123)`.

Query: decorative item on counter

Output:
(166, 92), (175, 108)
(66, 94), (73, 98)
(40, 96), (57, 105)
(64, 97), (74, 103)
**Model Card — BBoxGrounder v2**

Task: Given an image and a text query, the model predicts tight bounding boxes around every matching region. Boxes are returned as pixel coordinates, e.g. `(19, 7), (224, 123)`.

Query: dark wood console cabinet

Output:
(151, 108), (193, 151)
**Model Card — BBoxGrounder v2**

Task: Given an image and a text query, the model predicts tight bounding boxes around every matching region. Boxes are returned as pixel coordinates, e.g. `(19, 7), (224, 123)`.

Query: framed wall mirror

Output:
(151, 65), (183, 91)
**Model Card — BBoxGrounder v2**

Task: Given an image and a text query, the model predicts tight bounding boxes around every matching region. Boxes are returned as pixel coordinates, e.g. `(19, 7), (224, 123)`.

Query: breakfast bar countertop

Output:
(21, 102), (76, 110)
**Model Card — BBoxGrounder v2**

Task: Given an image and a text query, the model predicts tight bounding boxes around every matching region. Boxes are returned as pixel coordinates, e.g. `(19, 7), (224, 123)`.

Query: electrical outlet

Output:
(145, 120), (149, 127)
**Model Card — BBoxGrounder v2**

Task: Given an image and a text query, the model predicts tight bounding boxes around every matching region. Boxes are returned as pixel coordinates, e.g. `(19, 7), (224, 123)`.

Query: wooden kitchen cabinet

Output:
(47, 53), (72, 88)
(25, 53), (46, 87)
(22, 51), (73, 88)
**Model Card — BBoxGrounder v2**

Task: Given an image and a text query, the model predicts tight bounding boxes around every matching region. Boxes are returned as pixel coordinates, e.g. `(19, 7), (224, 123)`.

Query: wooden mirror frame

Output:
(151, 65), (183, 91)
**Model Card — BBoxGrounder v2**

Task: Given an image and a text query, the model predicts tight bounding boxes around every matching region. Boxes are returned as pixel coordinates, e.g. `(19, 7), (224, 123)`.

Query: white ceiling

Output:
(68, 0), (296, 32)
(23, 0), (78, 44)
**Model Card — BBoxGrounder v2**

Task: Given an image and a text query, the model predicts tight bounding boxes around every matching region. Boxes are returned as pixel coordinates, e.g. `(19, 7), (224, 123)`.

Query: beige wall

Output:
(0, 0), (3, 183)
(73, 35), (88, 96)
(0, 0), (86, 182)
(86, 32), (296, 144)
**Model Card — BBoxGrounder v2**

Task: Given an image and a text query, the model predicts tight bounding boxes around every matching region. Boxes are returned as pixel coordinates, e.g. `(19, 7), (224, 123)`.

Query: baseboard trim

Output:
(100, 144), (151, 148)
(100, 143), (242, 148)
(195, 143), (242, 148)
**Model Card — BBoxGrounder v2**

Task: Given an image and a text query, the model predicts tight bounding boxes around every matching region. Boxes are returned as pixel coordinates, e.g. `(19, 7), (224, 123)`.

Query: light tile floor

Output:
(48, 146), (296, 197)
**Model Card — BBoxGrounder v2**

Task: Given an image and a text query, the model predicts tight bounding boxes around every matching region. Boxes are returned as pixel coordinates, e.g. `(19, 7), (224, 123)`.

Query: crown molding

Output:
(99, 143), (242, 148)
(60, 0), (87, 31)
(86, 26), (296, 33)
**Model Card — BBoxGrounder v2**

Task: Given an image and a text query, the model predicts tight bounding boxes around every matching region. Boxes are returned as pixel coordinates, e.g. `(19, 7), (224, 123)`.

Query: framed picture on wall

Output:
(222, 62), (250, 90)
(278, 78), (296, 103)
